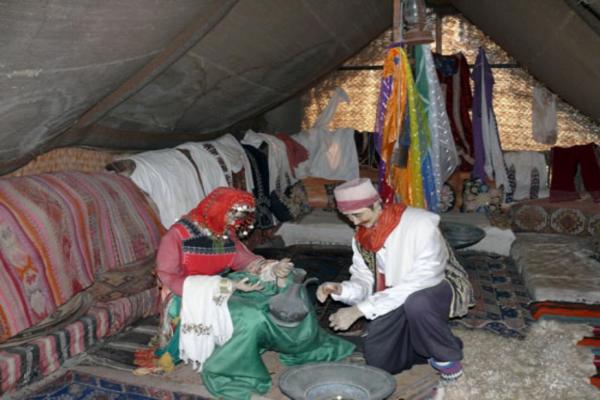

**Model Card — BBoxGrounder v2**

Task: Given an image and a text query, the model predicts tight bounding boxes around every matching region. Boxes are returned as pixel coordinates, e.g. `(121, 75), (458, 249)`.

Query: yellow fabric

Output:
(157, 352), (175, 373)
(380, 48), (405, 167)
(403, 51), (425, 208)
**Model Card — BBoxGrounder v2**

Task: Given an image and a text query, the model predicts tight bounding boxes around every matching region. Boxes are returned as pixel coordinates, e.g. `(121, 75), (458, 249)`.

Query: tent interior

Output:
(1, 1), (599, 399)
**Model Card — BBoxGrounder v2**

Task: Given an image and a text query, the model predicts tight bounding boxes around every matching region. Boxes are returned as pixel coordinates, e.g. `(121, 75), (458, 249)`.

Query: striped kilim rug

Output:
(79, 315), (159, 371)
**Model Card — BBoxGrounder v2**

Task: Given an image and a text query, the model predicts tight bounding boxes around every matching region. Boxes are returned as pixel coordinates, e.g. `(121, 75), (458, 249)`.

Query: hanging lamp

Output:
(403, 0), (434, 44)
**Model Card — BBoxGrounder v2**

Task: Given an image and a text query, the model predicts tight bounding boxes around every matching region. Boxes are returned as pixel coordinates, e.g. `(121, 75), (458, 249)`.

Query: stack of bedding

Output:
(511, 233), (600, 304)
(276, 209), (354, 247)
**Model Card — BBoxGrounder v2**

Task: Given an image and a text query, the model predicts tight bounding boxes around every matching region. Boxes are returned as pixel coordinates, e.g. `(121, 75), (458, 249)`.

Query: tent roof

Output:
(1, 0), (598, 175)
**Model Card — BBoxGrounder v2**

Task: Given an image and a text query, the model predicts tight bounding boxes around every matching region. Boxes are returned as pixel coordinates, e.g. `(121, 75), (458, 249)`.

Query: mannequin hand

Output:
(329, 306), (363, 331)
(272, 258), (293, 279)
(316, 282), (342, 303)
(244, 258), (266, 275)
(232, 277), (263, 292)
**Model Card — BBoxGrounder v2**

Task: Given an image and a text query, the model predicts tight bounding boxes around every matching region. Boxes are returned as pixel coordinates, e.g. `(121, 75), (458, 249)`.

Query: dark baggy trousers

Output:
(363, 280), (463, 375)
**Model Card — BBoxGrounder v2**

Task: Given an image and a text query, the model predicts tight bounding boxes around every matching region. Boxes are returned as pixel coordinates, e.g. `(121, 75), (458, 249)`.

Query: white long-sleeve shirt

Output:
(332, 207), (448, 320)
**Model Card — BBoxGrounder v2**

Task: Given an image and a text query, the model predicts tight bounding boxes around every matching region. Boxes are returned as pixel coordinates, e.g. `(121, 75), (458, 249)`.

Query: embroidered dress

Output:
(242, 144), (275, 229)
(434, 52), (475, 172)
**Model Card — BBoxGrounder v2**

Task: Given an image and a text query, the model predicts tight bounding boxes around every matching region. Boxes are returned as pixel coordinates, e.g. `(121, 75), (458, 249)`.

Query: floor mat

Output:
(28, 369), (209, 400)
(450, 251), (534, 338)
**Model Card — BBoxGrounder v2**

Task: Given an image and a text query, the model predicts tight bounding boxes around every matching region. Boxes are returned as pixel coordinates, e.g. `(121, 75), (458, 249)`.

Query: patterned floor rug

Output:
(27, 370), (210, 399)
(450, 250), (534, 338)
(259, 246), (535, 338)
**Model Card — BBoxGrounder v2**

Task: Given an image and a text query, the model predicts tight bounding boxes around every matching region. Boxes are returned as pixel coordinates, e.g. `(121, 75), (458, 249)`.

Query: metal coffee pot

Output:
(268, 268), (318, 327)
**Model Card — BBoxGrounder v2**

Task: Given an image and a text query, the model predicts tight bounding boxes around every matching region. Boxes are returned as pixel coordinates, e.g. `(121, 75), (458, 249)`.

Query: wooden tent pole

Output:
(436, 14), (443, 53)
(393, 0), (403, 43)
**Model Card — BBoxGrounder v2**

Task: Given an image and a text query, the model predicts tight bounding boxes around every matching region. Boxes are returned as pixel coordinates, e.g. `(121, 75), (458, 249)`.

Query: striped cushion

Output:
(0, 288), (159, 395)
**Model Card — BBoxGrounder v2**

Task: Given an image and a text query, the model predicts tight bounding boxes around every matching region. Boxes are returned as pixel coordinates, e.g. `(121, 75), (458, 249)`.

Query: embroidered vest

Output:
(174, 218), (236, 276)
(356, 242), (386, 292)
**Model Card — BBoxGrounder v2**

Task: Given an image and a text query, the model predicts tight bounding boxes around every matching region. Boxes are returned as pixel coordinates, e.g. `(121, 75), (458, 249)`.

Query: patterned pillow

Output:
(461, 178), (503, 214)
(439, 183), (456, 213)
(269, 181), (312, 222)
(300, 177), (344, 209)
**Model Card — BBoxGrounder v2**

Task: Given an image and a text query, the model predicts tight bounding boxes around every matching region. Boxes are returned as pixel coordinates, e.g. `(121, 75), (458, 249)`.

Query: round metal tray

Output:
(278, 362), (396, 400)
(439, 221), (486, 249)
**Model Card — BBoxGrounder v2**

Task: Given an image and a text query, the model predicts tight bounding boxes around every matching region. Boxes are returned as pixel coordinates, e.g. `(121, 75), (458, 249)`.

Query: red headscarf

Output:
(186, 187), (255, 237)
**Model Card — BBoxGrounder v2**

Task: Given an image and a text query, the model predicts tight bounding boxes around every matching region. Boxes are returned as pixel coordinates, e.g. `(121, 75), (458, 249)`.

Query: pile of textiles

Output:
(0, 288), (159, 395)
(511, 233), (600, 304)
(0, 171), (164, 396)
(112, 131), (338, 231)
(0, 172), (163, 341)
(530, 301), (600, 325)
(532, 301), (600, 388)
(576, 326), (600, 388)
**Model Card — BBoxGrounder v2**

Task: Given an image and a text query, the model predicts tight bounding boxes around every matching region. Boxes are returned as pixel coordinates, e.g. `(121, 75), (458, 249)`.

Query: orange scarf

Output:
(355, 204), (406, 252)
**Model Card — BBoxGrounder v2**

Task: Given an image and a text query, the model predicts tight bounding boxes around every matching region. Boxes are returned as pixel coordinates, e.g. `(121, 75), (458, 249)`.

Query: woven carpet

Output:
(28, 370), (209, 400)
(450, 251), (534, 338)
(257, 246), (536, 338)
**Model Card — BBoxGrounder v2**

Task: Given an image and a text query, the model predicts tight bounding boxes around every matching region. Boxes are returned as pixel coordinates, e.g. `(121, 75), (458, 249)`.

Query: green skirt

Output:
(157, 272), (354, 400)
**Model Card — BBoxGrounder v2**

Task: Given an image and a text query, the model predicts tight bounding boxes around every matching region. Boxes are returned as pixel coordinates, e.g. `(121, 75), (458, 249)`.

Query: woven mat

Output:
(28, 369), (210, 400)
(451, 251), (534, 338)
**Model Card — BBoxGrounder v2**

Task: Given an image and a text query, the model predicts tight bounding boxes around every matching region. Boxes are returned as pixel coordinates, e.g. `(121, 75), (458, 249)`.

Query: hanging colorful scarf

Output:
(355, 203), (406, 252)
(374, 47), (407, 204)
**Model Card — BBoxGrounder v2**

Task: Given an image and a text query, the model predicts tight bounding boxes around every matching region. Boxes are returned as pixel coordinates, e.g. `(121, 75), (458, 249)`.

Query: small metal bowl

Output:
(278, 362), (396, 400)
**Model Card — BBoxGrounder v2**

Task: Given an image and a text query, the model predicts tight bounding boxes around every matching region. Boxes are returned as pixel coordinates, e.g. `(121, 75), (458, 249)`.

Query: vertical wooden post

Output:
(435, 14), (443, 54)
(393, 0), (403, 43)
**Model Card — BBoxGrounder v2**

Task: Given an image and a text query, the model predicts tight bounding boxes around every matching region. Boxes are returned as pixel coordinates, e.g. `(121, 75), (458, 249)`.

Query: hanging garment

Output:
(504, 151), (549, 201)
(242, 144), (275, 229)
(242, 130), (295, 193)
(471, 47), (510, 195)
(434, 52), (475, 172)
(419, 45), (459, 210)
(374, 47), (427, 206)
(177, 142), (229, 196)
(293, 88), (359, 181)
(213, 134), (255, 192)
(550, 143), (600, 202)
(373, 46), (407, 204)
(127, 149), (205, 228)
(532, 85), (558, 145)
(274, 133), (309, 174)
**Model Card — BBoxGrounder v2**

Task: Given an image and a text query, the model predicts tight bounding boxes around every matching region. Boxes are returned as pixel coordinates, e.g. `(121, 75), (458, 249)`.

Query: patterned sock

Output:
(429, 359), (464, 381)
